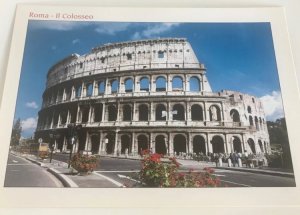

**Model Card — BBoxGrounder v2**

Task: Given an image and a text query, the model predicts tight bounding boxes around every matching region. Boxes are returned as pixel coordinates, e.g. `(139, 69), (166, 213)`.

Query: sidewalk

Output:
(13, 152), (122, 188)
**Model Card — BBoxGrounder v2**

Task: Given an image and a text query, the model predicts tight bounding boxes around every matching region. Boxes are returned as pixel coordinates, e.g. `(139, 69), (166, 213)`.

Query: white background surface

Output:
(0, 0), (299, 214)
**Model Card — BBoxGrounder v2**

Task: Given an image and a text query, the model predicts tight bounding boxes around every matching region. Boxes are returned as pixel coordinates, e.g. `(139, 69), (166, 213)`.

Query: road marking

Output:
(213, 174), (226, 177)
(96, 170), (139, 173)
(12, 160), (18, 163)
(220, 179), (251, 187)
(117, 174), (142, 184)
(7, 164), (32, 166)
(93, 172), (125, 188)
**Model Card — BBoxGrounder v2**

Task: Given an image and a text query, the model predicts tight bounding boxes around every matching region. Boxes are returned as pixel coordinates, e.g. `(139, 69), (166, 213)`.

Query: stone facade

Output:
(35, 38), (270, 156)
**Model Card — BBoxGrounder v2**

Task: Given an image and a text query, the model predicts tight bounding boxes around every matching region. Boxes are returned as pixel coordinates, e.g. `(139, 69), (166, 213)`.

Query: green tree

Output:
(267, 118), (293, 169)
(10, 118), (22, 146)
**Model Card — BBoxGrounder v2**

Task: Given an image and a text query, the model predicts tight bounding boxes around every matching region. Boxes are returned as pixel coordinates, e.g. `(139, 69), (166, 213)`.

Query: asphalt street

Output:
(4, 154), (63, 187)
(52, 153), (296, 188)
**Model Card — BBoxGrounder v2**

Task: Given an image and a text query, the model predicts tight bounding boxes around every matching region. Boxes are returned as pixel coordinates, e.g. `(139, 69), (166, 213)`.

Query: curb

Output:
(24, 155), (78, 187)
(47, 168), (78, 188)
(216, 167), (294, 178)
(25, 157), (46, 167)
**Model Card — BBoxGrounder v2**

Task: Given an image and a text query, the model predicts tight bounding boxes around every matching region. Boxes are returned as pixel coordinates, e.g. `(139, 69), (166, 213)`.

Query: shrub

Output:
(70, 153), (98, 174)
(139, 150), (220, 188)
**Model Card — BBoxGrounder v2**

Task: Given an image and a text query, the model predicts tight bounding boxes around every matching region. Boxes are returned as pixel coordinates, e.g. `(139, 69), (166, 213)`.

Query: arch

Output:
(138, 135), (148, 154)
(156, 76), (166, 92)
(264, 141), (268, 152)
(247, 106), (252, 114)
(174, 134), (187, 155)
(172, 104), (185, 121)
(108, 105), (117, 121)
(191, 104), (203, 121)
(123, 105), (132, 121)
(209, 105), (221, 121)
(139, 104), (149, 121)
(249, 116), (253, 126)
(98, 80), (105, 94)
(258, 140), (264, 153)
(121, 135), (131, 154)
(81, 106), (89, 123)
(60, 111), (68, 125)
(230, 109), (240, 122)
(140, 77), (149, 91)
(86, 83), (93, 97)
(124, 78), (133, 92)
(155, 135), (167, 155)
(232, 136), (242, 153)
(255, 116), (259, 130)
(189, 76), (201, 92)
(111, 79), (119, 93)
(75, 85), (82, 98)
(156, 104), (167, 121)
(105, 134), (115, 154)
(247, 138), (256, 154)
(172, 76), (183, 91)
(91, 134), (100, 154)
(193, 135), (206, 154)
(94, 103), (103, 122)
(211, 136), (225, 153)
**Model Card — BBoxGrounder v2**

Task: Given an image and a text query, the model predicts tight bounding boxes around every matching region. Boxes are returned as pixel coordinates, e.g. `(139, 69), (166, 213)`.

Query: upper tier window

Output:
(127, 53), (132, 60)
(158, 51), (164, 58)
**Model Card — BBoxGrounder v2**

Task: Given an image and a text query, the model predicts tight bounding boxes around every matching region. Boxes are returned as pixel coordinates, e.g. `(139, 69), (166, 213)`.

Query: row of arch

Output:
(44, 75), (202, 106)
(87, 133), (267, 155)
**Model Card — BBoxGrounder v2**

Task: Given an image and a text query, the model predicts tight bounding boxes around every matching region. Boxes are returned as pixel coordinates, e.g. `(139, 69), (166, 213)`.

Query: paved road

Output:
(4, 154), (63, 187)
(52, 153), (296, 188)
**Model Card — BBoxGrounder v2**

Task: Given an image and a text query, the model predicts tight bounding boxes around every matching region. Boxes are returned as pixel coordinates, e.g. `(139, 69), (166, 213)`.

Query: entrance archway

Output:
(211, 136), (225, 153)
(174, 134), (186, 155)
(105, 134), (115, 154)
(248, 138), (256, 154)
(232, 136), (242, 153)
(193, 135), (206, 154)
(155, 135), (167, 155)
(121, 135), (131, 154)
(138, 135), (148, 154)
(91, 134), (100, 154)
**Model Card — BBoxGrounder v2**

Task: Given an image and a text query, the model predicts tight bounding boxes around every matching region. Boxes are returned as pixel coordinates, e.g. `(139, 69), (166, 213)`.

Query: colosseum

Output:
(35, 38), (270, 157)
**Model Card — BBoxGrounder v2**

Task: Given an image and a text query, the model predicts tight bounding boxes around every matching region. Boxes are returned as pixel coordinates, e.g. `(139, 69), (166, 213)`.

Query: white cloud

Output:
(72, 39), (80, 44)
(95, 23), (131, 35)
(25, 101), (38, 109)
(142, 23), (180, 38)
(131, 23), (180, 40)
(30, 21), (90, 31)
(260, 91), (284, 121)
(21, 117), (38, 131)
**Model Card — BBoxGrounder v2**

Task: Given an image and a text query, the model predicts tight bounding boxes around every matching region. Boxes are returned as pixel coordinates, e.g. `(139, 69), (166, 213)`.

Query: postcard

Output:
(0, 5), (300, 211)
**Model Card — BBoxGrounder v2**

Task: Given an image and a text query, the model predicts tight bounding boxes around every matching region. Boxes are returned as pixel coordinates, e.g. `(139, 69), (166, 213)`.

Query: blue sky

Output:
(14, 21), (283, 137)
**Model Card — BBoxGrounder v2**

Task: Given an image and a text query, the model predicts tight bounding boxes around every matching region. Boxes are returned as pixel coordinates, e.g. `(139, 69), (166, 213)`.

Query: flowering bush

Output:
(70, 153), (98, 174)
(139, 150), (220, 188)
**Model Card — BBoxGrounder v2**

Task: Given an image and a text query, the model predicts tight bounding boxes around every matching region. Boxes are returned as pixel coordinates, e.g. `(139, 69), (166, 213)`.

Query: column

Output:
(101, 103), (106, 121)
(167, 75), (172, 92)
(131, 132), (136, 155)
(76, 104), (80, 123)
(151, 75), (155, 92)
(62, 88), (66, 101)
(207, 134), (212, 153)
(149, 133), (154, 150)
(66, 110), (70, 124)
(132, 102), (137, 121)
(168, 133), (173, 156)
(225, 134), (230, 154)
(241, 134), (247, 153)
(185, 75), (190, 93)
(88, 105), (93, 123)
(116, 102), (120, 122)
(81, 82), (84, 98)
(203, 102), (208, 122)
(105, 78), (110, 95)
(84, 132), (91, 151)
(98, 132), (103, 154)
(93, 80), (97, 96)
(186, 101), (191, 122)
(201, 74), (204, 92)
(57, 114), (61, 128)
(168, 102), (172, 121)
(62, 136), (67, 152)
(71, 86), (75, 100)
(188, 133), (192, 154)
(114, 131), (119, 155)
(150, 102), (154, 121)
(220, 102), (225, 122)
(50, 111), (55, 129)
